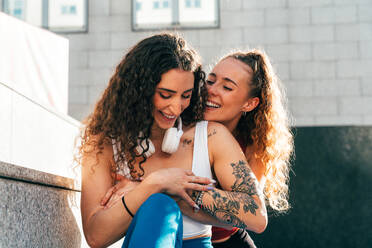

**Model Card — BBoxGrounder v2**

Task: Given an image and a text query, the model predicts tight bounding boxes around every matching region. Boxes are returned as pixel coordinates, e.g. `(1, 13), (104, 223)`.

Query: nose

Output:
(207, 83), (218, 96)
(169, 97), (182, 116)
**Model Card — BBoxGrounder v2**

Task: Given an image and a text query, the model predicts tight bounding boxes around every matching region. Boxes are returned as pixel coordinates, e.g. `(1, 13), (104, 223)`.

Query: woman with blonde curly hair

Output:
(204, 50), (293, 247)
(80, 33), (267, 248)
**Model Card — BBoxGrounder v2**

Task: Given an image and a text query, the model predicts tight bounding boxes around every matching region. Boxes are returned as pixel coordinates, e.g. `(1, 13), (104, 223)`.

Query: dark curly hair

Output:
(77, 33), (207, 179)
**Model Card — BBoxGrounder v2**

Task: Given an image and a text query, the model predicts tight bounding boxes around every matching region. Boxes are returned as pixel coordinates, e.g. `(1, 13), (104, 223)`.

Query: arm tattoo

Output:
(190, 160), (260, 229)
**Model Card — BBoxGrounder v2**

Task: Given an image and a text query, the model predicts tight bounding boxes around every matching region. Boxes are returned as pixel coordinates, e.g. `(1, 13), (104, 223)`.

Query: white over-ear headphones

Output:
(136, 117), (183, 157)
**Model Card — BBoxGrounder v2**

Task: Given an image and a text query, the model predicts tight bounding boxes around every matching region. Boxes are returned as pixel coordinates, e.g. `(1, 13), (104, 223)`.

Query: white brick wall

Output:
(65, 0), (372, 127)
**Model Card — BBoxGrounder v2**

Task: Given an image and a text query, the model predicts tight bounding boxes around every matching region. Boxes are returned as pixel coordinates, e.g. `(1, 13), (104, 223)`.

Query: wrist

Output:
(142, 174), (164, 193)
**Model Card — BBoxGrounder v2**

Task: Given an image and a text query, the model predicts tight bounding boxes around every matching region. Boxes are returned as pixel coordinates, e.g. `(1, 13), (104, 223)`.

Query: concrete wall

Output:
(65, 0), (372, 126)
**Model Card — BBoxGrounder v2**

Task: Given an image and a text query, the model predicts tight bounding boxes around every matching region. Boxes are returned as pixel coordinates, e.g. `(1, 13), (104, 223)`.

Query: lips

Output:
(160, 111), (177, 120)
(206, 100), (221, 108)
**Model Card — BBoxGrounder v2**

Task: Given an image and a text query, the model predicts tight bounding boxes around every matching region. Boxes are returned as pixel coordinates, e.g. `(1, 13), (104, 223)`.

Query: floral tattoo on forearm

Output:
(191, 160), (261, 229)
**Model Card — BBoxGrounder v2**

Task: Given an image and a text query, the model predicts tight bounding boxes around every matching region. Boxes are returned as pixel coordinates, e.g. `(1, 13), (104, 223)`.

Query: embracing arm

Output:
(81, 138), (162, 248)
(181, 122), (267, 233)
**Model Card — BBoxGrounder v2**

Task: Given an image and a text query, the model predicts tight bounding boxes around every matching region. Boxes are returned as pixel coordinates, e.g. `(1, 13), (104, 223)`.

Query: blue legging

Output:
(122, 193), (212, 248)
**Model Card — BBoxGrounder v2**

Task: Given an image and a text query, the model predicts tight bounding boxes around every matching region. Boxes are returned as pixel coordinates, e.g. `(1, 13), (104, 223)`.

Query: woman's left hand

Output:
(101, 178), (141, 209)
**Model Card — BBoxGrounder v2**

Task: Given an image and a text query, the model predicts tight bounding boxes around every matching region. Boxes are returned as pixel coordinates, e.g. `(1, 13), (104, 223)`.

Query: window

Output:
(1, 0), (88, 33)
(132, 0), (219, 31)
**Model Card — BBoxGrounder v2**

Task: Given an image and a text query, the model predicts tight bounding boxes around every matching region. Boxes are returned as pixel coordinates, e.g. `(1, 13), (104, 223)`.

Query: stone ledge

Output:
(0, 160), (80, 191)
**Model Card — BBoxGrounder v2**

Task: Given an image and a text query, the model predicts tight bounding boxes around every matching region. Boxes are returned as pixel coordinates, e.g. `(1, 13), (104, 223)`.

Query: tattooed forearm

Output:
(190, 160), (262, 229)
(230, 160), (259, 196)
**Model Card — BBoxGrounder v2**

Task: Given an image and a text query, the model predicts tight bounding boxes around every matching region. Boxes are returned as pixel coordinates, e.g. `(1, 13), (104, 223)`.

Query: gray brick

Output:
(69, 68), (90, 85)
(284, 80), (313, 97)
(266, 44), (312, 62)
(340, 96), (372, 114)
(89, 16), (112, 33)
(221, 0), (242, 11)
(87, 33), (111, 50)
(181, 31), (200, 47)
(273, 62), (290, 80)
(243, 0), (286, 9)
(69, 51), (88, 68)
(289, 8), (311, 25)
(360, 41), (372, 58)
(221, 10), (264, 28)
(111, 32), (148, 50)
(89, 0), (110, 16)
(335, 24), (360, 41)
(199, 30), (218, 47)
(289, 96), (338, 116)
(311, 6), (357, 24)
(361, 77), (372, 95)
(290, 61), (336, 79)
(289, 44), (312, 61)
(335, 42), (358, 59)
(68, 103), (92, 121)
(313, 43), (336, 60)
(334, 0), (371, 5)
(110, 0), (131, 15)
(337, 60), (372, 78)
(360, 23), (372, 41)
(313, 42), (358, 60)
(244, 27), (288, 44)
(69, 85), (88, 104)
(364, 115), (372, 125)
(88, 51), (114, 68)
(216, 29), (243, 46)
(288, 0), (332, 7)
(110, 15), (132, 32)
(315, 115), (363, 125)
(290, 25), (334, 43)
(88, 84), (109, 103)
(64, 34), (89, 51)
(358, 4), (372, 22)
(314, 79), (360, 96)
(265, 8), (288, 26)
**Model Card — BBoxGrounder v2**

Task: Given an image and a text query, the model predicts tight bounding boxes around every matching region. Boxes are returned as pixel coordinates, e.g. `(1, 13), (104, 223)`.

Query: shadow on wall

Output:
(250, 126), (372, 248)
(1, 179), (81, 247)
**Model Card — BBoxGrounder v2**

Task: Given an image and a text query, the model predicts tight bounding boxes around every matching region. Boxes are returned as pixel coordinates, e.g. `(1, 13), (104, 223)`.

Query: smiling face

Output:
(153, 68), (194, 130)
(204, 57), (258, 132)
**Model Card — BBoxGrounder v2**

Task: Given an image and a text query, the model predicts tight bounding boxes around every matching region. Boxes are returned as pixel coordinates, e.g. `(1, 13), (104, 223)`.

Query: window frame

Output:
(131, 0), (220, 32)
(1, 0), (88, 33)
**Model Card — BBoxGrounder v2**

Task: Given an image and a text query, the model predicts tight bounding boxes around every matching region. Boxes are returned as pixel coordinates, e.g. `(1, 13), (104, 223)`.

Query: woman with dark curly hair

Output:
(204, 50), (294, 247)
(79, 33), (267, 248)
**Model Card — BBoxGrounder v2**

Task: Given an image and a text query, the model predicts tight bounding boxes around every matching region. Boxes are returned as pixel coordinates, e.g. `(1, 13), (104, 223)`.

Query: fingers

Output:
(101, 186), (117, 206)
(188, 176), (216, 185)
(180, 192), (199, 211)
(185, 170), (195, 176)
(186, 183), (214, 192)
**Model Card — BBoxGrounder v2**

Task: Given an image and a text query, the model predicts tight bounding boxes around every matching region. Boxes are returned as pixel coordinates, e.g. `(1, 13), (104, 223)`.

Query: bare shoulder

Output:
(206, 121), (234, 141)
(81, 134), (114, 176)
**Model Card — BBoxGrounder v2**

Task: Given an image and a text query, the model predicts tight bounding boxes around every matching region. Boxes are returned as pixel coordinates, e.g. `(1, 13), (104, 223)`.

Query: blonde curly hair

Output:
(224, 49), (294, 213)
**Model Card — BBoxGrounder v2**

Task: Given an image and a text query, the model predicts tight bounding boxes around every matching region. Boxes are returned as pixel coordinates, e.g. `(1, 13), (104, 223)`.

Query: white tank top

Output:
(112, 121), (212, 239)
(182, 121), (212, 238)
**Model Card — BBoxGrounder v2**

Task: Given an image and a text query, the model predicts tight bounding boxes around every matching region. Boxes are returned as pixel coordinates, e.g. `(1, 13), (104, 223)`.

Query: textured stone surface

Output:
(0, 161), (79, 191)
(0, 177), (81, 247)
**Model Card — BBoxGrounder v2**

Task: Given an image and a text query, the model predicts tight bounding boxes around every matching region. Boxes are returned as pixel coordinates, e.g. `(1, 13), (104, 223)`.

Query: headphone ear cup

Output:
(136, 138), (155, 157)
(161, 128), (179, 154)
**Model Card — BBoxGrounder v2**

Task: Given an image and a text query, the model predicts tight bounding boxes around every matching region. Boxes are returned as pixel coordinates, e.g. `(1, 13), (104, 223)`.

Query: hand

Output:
(101, 177), (141, 209)
(145, 168), (215, 209)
